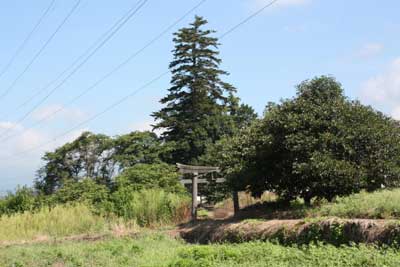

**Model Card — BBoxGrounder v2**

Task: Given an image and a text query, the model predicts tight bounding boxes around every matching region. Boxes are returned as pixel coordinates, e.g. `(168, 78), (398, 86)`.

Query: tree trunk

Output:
(233, 191), (240, 216)
(304, 195), (312, 207)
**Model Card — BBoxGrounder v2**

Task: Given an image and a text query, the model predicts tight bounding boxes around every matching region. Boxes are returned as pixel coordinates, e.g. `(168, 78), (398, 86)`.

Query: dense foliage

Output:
(115, 163), (184, 193)
(207, 76), (400, 204)
(0, 186), (36, 215)
(34, 131), (168, 194)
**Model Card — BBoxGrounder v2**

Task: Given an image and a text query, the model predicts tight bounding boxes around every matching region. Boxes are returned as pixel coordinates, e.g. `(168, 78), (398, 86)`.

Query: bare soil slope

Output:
(179, 218), (400, 245)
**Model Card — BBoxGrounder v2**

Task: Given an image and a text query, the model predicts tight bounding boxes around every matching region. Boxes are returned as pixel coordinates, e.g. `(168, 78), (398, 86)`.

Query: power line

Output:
(1, 0), (146, 119)
(0, 0), (81, 102)
(0, 0), (205, 143)
(219, 0), (279, 39)
(0, 0), (148, 139)
(0, 0), (56, 81)
(2, 0), (279, 160)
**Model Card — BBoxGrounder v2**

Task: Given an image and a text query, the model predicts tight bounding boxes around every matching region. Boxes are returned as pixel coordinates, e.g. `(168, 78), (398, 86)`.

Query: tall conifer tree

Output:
(153, 16), (236, 164)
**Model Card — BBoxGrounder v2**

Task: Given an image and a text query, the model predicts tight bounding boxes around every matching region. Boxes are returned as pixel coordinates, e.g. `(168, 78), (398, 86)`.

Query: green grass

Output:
(0, 234), (179, 267)
(311, 189), (400, 219)
(1, 234), (400, 267)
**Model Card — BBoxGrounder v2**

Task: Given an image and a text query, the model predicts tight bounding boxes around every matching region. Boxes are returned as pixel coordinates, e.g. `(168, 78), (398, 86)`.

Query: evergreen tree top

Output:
(152, 15), (239, 164)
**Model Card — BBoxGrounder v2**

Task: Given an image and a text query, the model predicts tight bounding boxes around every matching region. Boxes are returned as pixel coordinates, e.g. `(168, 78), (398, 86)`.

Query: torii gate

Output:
(177, 163), (225, 220)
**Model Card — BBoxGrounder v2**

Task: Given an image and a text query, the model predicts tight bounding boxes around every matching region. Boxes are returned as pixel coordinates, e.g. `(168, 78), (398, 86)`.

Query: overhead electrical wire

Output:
(0, 0), (148, 139)
(1, 0), (279, 160)
(0, 0), (81, 102)
(0, 0), (56, 81)
(0, 0), (205, 143)
(2, 0), (147, 118)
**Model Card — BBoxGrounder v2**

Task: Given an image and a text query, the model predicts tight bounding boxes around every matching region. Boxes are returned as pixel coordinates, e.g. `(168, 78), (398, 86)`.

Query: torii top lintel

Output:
(176, 163), (220, 174)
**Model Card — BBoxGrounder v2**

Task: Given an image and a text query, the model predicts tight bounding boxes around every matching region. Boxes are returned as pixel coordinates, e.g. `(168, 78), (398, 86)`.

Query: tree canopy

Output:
(34, 131), (170, 194)
(206, 76), (400, 204)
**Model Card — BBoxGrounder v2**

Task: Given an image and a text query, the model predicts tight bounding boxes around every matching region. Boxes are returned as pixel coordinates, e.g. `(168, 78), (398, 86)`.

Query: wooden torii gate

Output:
(177, 163), (224, 220)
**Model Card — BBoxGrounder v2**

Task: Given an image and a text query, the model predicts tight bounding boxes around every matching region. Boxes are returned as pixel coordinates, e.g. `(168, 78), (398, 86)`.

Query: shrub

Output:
(114, 163), (185, 193)
(0, 186), (36, 215)
(48, 178), (110, 207)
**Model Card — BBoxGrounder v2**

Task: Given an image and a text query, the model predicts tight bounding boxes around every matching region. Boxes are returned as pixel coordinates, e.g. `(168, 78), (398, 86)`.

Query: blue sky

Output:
(0, 0), (399, 190)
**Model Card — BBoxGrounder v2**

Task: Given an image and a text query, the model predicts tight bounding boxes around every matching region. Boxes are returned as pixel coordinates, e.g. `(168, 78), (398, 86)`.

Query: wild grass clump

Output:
(111, 188), (190, 227)
(0, 203), (108, 242)
(0, 189), (190, 242)
(311, 189), (400, 219)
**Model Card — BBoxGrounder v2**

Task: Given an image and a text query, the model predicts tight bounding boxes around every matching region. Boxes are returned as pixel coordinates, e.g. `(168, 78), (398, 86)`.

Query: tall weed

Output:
(0, 204), (107, 242)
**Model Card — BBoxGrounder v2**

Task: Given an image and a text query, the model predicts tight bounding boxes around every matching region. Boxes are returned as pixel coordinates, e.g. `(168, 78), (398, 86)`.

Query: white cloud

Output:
(357, 43), (384, 59)
(360, 57), (400, 119)
(31, 104), (86, 123)
(0, 120), (87, 161)
(0, 114), (88, 190)
(31, 104), (61, 121)
(16, 129), (47, 152)
(252, 0), (311, 9)
(360, 58), (400, 104)
(0, 121), (23, 131)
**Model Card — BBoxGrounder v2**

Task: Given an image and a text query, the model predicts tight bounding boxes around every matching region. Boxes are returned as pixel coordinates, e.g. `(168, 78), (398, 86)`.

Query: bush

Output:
(114, 163), (185, 193)
(48, 178), (110, 207)
(110, 188), (190, 226)
(0, 186), (37, 215)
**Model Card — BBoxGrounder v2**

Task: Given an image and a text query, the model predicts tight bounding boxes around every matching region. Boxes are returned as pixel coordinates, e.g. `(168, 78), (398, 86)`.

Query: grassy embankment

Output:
(186, 189), (400, 245)
(1, 234), (400, 267)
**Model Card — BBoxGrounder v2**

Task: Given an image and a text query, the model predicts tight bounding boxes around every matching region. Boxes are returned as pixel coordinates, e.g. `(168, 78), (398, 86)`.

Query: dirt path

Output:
(0, 231), (142, 248)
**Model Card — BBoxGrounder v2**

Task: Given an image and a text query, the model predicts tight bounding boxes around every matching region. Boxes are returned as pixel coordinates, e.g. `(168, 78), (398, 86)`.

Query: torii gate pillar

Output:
(177, 163), (220, 221)
(192, 172), (198, 219)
